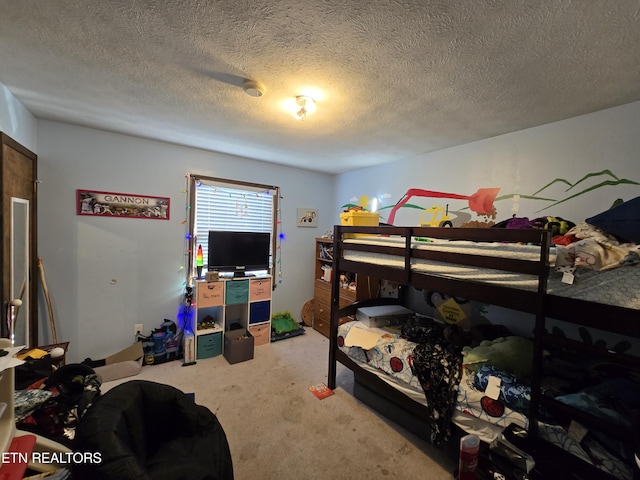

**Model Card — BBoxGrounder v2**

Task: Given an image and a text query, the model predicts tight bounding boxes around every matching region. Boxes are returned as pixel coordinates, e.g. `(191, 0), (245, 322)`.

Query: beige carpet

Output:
(102, 327), (456, 479)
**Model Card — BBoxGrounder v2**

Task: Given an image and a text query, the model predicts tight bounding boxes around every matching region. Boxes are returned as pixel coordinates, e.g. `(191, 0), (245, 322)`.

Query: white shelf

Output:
(192, 277), (272, 358)
(195, 324), (223, 336)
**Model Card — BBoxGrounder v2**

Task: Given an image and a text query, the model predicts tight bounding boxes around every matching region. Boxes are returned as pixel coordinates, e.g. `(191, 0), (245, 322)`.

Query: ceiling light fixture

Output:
(294, 95), (315, 120)
(243, 79), (266, 97)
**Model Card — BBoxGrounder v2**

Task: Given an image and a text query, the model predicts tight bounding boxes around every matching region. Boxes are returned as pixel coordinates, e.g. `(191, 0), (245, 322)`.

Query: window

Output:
(188, 175), (279, 286)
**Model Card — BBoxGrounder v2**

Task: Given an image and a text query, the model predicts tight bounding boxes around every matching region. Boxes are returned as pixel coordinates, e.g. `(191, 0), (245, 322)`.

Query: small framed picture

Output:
(297, 208), (318, 227)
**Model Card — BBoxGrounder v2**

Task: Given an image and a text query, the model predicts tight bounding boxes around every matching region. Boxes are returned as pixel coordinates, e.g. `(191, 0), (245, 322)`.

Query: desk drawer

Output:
(314, 301), (331, 324)
(314, 284), (353, 309)
(313, 301), (353, 338)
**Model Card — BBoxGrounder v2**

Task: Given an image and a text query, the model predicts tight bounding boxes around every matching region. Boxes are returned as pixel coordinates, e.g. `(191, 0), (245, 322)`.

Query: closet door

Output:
(1, 133), (38, 347)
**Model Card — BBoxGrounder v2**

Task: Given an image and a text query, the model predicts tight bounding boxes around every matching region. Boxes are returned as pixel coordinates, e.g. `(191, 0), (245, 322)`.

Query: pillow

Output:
(586, 196), (640, 243)
(462, 336), (534, 379)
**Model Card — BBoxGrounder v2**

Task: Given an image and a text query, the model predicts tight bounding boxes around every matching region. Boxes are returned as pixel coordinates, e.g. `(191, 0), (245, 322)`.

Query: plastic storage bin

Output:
(339, 210), (380, 227)
(340, 211), (379, 237)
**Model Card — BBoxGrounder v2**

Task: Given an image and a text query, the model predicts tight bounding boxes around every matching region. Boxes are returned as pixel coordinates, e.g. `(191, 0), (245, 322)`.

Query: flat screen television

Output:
(207, 230), (271, 277)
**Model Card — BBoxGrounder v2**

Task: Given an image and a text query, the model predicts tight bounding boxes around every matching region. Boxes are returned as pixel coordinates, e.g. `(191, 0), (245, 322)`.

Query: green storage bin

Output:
(225, 279), (249, 304)
(197, 332), (222, 359)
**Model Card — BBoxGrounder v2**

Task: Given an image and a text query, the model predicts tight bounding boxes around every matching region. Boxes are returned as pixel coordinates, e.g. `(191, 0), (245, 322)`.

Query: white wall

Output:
(0, 83), (37, 150)
(335, 101), (640, 226)
(36, 121), (334, 362)
(334, 101), (640, 338)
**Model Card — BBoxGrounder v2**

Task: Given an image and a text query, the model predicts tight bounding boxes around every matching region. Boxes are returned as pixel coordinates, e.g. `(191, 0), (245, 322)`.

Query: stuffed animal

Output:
(505, 217), (535, 229)
(462, 336), (534, 379)
(531, 216), (576, 236)
(495, 216), (576, 237)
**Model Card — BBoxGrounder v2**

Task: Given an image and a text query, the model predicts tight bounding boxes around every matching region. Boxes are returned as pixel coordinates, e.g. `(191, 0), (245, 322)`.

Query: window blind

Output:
(192, 177), (277, 276)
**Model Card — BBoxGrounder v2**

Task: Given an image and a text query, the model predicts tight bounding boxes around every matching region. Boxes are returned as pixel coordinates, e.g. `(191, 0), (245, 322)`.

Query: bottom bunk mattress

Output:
(337, 321), (528, 445)
(336, 320), (635, 480)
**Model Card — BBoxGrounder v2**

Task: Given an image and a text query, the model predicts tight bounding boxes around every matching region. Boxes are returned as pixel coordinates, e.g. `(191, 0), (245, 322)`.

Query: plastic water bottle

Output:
(458, 434), (480, 480)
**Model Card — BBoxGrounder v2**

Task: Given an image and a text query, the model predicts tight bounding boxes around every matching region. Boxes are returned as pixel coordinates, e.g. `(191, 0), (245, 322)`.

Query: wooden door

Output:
(1, 133), (37, 347)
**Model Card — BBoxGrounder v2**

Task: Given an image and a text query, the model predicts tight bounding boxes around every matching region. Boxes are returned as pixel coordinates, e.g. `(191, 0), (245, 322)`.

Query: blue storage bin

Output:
(249, 300), (271, 324)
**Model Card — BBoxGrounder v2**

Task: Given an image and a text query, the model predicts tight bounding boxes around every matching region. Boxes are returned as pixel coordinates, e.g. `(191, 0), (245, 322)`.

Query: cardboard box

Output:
(223, 329), (254, 364)
(356, 305), (413, 328)
(205, 271), (219, 282)
(104, 341), (144, 365)
(183, 333), (196, 365)
(94, 342), (144, 382)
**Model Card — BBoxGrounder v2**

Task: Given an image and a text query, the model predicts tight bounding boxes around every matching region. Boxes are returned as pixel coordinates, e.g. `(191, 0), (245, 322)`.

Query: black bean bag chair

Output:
(73, 380), (233, 480)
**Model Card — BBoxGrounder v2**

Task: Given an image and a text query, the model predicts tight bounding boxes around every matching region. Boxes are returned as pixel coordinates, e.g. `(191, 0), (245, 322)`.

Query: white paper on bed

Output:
(344, 325), (383, 349)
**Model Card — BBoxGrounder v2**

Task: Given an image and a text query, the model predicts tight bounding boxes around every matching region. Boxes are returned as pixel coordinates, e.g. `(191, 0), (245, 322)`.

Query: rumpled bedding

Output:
(554, 222), (640, 271)
(555, 377), (640, 434)
(337, 321), (421, 389)
(456, 367), (529, 430)
(473, 364), (531, 413)
(538, 423), (633, 480)
(337, 320), (464, 445)
(14, 389), (54, 422)
(338, 319), (636, 478)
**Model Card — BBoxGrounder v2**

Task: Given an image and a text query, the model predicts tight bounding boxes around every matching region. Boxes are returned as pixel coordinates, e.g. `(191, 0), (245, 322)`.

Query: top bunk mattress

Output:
(342, 235), (548, 291)
(546, 266), (640, 310)
(341, 236), (639, 310)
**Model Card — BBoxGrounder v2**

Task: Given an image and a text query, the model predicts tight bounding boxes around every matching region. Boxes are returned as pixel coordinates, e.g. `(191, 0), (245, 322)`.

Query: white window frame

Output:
(188, 174), (279, 289)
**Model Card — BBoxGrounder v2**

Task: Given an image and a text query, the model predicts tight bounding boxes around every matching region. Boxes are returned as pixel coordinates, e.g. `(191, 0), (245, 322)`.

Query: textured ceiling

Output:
(0, 1), (639, 174)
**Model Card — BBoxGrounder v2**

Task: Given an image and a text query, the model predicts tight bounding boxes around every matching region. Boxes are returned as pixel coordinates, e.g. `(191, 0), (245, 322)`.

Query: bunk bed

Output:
(327, 224), (639, 480)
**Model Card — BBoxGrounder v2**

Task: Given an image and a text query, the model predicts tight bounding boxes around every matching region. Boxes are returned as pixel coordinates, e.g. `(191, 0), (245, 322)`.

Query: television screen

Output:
(207, 231), (271, 277)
